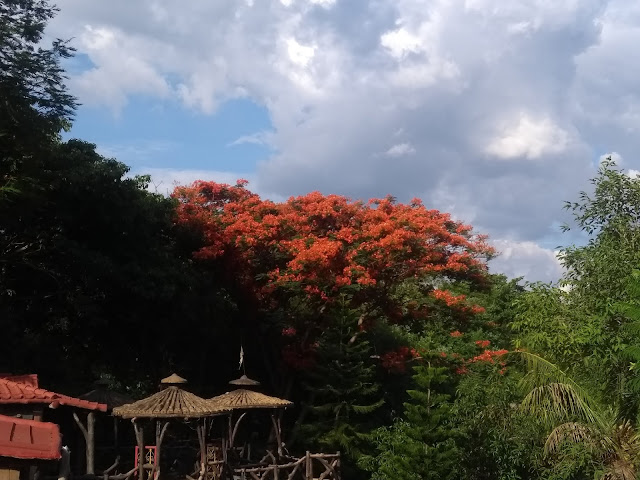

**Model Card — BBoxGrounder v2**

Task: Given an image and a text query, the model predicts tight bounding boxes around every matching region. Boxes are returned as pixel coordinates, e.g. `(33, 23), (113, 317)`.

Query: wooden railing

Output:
(232, 452), (340, 480)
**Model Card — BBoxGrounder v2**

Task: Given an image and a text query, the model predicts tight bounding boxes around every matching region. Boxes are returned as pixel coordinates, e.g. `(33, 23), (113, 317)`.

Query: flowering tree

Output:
(174, 180), (492, 301)
(173, 180), (495, 371)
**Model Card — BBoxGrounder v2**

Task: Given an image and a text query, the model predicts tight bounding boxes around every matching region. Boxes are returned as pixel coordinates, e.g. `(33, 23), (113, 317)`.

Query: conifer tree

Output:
(360, 365), (461, 480)
(299, 299), (384, 476)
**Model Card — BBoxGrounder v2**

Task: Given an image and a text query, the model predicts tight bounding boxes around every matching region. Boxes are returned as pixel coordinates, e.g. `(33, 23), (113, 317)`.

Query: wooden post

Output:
(87, 412), (96, 475)
(229, 412), (247, 451)
(196, 420), (206, 475)
(133, 419), (145, 480)
(154, 421), (169, 480)
(73, 411), (95, 474)
(270, 414), (283, 458)
(305, 451), (311, 480)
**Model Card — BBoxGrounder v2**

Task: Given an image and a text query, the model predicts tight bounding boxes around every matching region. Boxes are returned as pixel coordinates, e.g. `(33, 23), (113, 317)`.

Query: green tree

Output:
(360, 364), (460, 480)
(561, 158), (640, 308)
(298, 300), (384, 477)
(1, 0), (76, 193)
(518, 352), (640, 480)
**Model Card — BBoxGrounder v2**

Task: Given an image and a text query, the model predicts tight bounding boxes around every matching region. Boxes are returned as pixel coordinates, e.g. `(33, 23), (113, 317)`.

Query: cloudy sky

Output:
(47, 0), (640, 282)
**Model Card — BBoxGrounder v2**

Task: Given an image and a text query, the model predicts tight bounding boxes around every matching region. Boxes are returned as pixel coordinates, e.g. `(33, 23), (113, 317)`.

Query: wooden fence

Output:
(231, 452), (340, 480)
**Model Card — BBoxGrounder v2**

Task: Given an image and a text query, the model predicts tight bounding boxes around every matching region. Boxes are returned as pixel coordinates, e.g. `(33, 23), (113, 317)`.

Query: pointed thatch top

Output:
(161, 373), (187, 385)
(208, 389), (293, 410)
(112, 375), (226, 419)
(229, 375), (261, 387)
(80, 381), (133, 411)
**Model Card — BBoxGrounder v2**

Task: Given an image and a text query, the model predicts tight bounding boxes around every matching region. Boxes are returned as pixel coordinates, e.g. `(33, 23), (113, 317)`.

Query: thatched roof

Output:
(161, 373), (187, 385)
(112, 374), (226, 419)
(208, 389), (293, 410)
(229, 375), (260, 387)
(80, 380), (133, 411)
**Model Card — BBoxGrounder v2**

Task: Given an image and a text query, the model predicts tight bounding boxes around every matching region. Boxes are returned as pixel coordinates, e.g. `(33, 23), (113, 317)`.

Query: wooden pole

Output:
(72, 411), (95, 474)
(133, 419), (145, 480)
(87, 412), (96, 475)
(229, 412), (247, 451)
(154, 421), (169, 480)
(196, 420), (206, 480)
(270, 414), (283, 458)
(305, 451), (311, 480)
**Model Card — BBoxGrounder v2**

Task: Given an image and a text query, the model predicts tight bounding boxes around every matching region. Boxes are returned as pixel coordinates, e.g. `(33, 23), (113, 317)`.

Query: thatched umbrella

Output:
(81, 379), (133, 411)
(79, 380), (134, 474)
(113, 374), (227, 480)
(208, 376), (292, 457)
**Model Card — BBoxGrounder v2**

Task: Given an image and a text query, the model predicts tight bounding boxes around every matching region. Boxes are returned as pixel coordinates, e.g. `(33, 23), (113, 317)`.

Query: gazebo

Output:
(206, 377), (340, 480)
(207, 375), (292, 460)
(112, 374), (227, 480)
(79, 379), (134, 474)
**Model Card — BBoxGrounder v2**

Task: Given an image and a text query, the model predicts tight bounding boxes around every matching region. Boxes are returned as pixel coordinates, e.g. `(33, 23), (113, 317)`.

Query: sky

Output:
(46, 0), (640, 283)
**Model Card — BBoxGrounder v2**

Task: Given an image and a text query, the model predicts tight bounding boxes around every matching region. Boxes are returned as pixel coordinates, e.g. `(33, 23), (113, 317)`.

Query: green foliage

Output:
(453, 364), (551, 480)
(1, 0), (77, 191)
(298, 300), (384, 476)
(361, 365), (461, 480)
(561, 158), (640, 309)
(517, 352), (640, 480)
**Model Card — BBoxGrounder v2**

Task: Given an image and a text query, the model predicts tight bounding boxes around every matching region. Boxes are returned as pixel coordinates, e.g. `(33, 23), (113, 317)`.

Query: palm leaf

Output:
(515, 352), (604, 428)
(544, 422), (597, 455)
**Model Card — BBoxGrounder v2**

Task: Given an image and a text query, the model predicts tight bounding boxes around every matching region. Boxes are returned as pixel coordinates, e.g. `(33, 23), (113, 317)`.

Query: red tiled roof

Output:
(0, 376), (107, 412)
(0, 414), (61, 460)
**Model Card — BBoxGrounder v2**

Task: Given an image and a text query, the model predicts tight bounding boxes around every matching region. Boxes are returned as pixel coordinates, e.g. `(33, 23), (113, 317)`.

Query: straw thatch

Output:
(112, 374), (226, 419)
(161, 373), (187, 385)
(208, 389), (293, 410)
(80, 380), (133, 411)
(229, 375), (261, 387)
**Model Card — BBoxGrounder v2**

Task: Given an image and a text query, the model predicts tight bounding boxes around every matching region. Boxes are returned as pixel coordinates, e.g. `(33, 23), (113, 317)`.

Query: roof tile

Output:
(0, 376), (107, 412)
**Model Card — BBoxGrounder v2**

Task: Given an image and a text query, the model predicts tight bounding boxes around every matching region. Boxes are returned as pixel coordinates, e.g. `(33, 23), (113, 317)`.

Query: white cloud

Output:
(286, 38), (315, 67)
(485, 114), (570, 160)
(385, 143), (416, 157)
(599, 151), (623, 164)
(309, 0), (337, 7)
(48, 0), (640, 282)
(489, 239), (564, 283)
(227, 131), (275, 147)
(70, 25), (171, 112)
(381, 28), (423, 59)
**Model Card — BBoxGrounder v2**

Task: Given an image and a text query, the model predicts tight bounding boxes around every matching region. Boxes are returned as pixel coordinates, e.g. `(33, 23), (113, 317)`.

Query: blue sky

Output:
(63, 50), (274, 174)
(49, 0), (640, 282)
(67, 97), (273, 173)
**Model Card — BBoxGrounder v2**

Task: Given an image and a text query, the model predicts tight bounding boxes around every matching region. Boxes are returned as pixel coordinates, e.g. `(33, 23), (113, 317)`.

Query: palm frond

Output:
(544, 422), (597, 455)
(602, 460), (637, 480)
(522, 382), (601, 426)
(515, 351), (604, 428)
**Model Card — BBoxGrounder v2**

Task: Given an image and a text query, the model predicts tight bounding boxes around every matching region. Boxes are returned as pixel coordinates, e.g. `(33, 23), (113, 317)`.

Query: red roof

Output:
(0, 414), (61, 460)
(0, 375), (107, 412)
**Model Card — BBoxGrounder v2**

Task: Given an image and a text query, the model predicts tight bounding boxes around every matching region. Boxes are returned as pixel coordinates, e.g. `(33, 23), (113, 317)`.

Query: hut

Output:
(112, 374), (227, 480)
(207, 375), (292, 461)
(0, 374), (107, 478)
(79, 380), (134, 473)
(0, 414), (62, 480)
(207, 377), (341, 480)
